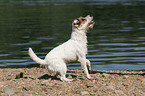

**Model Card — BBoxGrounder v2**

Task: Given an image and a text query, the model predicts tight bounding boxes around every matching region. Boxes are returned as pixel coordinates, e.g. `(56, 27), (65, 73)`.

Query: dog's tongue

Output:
(91, 21), (94, 23)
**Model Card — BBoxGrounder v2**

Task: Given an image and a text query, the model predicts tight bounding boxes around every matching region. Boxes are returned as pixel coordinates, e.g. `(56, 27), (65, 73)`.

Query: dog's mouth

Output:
(88, 20), (95, 29)
(85, 15), (95, 29)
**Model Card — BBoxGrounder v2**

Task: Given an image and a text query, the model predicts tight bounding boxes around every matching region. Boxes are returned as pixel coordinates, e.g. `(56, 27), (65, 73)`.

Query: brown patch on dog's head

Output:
(72, 15), (95, 30)
(72, 16), (87, 28)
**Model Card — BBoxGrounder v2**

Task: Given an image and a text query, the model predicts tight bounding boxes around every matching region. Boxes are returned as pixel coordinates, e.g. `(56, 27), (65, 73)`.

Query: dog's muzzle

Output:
(85, 15), (95, 29)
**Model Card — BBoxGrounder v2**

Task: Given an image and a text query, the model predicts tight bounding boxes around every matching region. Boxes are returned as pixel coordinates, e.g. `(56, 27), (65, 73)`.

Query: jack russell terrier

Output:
(29, 15), (95, 81)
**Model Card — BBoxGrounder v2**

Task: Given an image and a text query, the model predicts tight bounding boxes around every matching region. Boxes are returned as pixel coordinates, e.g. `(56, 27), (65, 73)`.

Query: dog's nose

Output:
(87, 15), (90, 17)
(86, 15), (93, 20)
(90, 16), (93, 19)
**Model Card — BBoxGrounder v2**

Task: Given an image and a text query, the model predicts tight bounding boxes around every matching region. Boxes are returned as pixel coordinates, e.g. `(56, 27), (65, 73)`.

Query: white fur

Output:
(29, 15), (94, 81)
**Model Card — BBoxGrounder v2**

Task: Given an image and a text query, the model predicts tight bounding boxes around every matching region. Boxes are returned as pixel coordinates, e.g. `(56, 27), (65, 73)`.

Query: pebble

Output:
(122, 83), (128, 86)
(4, 88), (15, 95)
(23, 85), (32, 91)
(11, 80), (17, 84)
(106, 85), (114, 90)
(0, 81), (5, 87)
(143, 78), (145, 82)
(24, 91), (30, 95)
(123, 75), (129, 79)
(80, 91), (89, 95)
(15, 72), (23, 79)
(41, 80), (50, 86)
(67, 75), (73, 79)
(0, 74), (3, 77)
(114, 90), (125, 95)
(135, 85), (141, 87)
(102, 73), (110, 77)
(86, 83), (94, 88)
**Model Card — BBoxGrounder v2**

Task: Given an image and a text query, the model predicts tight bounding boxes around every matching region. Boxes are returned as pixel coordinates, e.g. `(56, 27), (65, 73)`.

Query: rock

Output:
(114, 90), (126, 95)
(41, 80), (50, 86)
(123, 75), (129, 79)
(0, 74), (3, 77)
(23, 85), (32, 91)
(122, 83), (128, 86)
(67, 75), (73, 79)
(0, 81), (5, 87)
(135, 85), (141, 87)
(87, 84), (94, 88)
(106, 85), (114, 90)
(15, 72), (23, 79)
(143, 78), (145, 83)
(80, 91), (89, 95)
(4, 88), (15, 95)
(102, 73), (110, 77)
(24, 91), (30, 95)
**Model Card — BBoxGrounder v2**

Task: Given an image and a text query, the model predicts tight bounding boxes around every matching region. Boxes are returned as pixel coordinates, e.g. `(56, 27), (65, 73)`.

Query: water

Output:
(0, 0), (145, 70)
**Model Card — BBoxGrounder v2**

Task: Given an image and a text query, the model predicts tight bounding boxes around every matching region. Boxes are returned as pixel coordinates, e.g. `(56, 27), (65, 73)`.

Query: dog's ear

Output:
(72, 24), (79, 28)
(72, 19), (80, 28)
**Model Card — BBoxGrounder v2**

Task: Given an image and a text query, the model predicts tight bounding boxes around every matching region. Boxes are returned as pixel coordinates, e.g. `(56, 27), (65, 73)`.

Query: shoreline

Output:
(0, 68), (144, 95)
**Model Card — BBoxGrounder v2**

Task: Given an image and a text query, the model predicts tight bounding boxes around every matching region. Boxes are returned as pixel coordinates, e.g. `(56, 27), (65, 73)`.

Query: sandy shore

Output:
(0, 68), (144, 96)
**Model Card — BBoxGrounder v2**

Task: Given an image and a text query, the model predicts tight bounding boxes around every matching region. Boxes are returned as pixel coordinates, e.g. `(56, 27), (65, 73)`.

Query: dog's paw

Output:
(63, 78), (74, 82)
(60, 77), (74, 82)
(87, 76), (96, 80)
(89, 77), (96, 80)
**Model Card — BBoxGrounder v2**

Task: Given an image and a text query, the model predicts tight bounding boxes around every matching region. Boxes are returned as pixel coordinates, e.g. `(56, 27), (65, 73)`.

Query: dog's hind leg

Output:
(59, 63), (74, 81)
(60, 74), (74, 81)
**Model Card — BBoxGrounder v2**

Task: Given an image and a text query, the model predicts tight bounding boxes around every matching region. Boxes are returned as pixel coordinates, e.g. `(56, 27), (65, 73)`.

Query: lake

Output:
(0, 0), (145, 70)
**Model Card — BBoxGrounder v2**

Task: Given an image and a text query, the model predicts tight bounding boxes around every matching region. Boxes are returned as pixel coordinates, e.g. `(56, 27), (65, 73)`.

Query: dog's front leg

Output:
(86, 59), (91, 73)
(79, 57), (91, 79)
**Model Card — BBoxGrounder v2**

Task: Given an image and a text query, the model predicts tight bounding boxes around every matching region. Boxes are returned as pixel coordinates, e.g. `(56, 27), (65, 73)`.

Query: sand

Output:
(0, 68), (144, 96)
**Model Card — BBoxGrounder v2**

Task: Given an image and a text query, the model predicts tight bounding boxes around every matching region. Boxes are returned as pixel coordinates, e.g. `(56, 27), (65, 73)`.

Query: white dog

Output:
(29, 15), (95, 81)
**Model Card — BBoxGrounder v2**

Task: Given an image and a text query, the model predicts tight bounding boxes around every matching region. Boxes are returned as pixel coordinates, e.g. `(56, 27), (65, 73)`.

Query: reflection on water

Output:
(0, 0), (145, 70)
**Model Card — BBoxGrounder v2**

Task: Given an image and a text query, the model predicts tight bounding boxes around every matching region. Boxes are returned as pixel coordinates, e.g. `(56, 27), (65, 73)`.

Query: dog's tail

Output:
(28, 48), (45, 65)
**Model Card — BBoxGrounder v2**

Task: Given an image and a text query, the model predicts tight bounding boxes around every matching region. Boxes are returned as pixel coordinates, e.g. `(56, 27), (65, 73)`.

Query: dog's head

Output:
(72, 15), (95, 31)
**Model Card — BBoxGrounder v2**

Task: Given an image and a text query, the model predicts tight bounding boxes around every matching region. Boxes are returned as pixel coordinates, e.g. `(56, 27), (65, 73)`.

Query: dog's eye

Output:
(77, 22), (81, 25)
(73, 23), (77, 25)
(82, 19), (85, 21)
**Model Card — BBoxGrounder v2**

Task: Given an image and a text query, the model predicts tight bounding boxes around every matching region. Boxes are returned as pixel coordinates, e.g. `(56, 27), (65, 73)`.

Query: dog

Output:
(29, 15), (95, 81)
